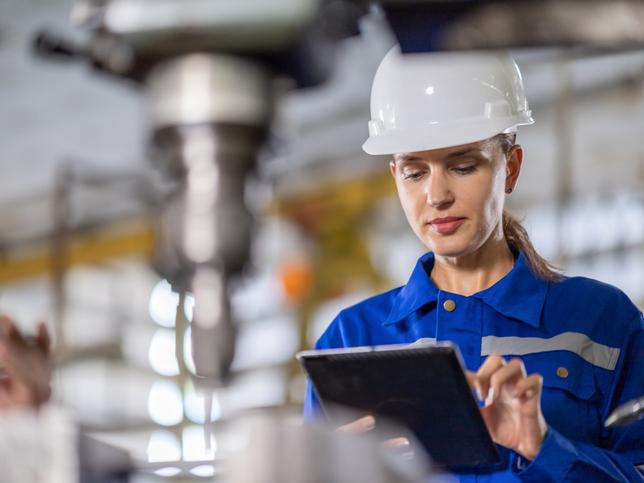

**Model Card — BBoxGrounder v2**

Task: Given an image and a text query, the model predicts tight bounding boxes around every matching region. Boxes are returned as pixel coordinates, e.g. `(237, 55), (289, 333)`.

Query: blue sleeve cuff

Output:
(514, 427), (576, 482)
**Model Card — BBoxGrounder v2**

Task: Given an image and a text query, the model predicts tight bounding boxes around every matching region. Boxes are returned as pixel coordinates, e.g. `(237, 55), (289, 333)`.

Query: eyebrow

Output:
(396, 154), (423, 163)
(396, 149), (483, 163)
(445, 148), (482, 159)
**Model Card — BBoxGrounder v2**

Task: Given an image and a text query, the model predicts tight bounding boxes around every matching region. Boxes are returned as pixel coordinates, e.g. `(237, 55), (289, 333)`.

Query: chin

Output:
(424, 236), (475, 259)
(417, 222), (480, 258)
(430, 247), (471, 258)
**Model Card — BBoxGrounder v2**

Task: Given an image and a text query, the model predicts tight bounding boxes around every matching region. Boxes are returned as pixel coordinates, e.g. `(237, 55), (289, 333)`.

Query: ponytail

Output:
(502, 210), (563, 282)
(491, 132), (563, 282)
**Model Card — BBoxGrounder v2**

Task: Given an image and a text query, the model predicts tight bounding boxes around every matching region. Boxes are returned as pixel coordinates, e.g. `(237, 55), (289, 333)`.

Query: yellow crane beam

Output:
(0, 220), (156, 284)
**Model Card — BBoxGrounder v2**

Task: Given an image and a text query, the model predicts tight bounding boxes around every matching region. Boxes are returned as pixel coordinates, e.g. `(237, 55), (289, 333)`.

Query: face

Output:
(389, 138), (522, 259)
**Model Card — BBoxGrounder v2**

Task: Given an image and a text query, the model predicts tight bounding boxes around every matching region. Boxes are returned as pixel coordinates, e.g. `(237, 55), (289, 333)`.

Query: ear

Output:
(389, 160), (397, 179)
(505, 145), (523, 192)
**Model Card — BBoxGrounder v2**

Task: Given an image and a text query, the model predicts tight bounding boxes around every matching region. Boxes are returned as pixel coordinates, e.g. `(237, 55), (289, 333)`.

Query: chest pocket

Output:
(521, 352), (603, 443)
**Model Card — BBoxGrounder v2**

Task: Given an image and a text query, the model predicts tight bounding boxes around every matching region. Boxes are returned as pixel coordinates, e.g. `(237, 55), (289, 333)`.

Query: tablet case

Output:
(298, 343), (500, 468)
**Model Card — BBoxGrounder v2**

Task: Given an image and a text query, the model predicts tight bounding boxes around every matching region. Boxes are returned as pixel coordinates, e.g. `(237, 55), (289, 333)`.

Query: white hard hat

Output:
(362, 47), (534, 155)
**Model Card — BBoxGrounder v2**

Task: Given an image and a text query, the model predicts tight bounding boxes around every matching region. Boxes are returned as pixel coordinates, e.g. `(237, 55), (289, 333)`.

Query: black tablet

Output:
(297, 342), (500, 468)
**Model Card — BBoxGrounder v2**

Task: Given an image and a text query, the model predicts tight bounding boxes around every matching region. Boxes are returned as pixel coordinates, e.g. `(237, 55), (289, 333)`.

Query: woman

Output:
(304, 48), (644, 481)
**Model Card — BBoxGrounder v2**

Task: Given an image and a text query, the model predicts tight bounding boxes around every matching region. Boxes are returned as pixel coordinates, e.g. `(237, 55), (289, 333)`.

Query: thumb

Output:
(464, 370), (477, 389)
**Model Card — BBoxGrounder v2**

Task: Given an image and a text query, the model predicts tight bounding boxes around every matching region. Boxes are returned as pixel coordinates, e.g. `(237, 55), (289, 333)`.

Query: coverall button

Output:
(443, 299), (456, 312)
(556, 367), (569, 378)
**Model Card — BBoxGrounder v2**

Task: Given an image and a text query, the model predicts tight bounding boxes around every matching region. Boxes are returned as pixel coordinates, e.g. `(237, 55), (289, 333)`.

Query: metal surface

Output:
(147, 54), (271, 382)
(36, 0), (346, 86)
(147, 54), (272, 128)
(380, 0), (644, 53)
(605, 395), (644, 428)
(78, 433), (132, 483)
(66, 0), (338, 389)
(97, 0), (319, 52)
(223, 413), (434, 483)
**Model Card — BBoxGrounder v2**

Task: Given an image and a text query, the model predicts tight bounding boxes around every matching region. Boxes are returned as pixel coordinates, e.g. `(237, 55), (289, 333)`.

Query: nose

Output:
(425, 171), (454, 208)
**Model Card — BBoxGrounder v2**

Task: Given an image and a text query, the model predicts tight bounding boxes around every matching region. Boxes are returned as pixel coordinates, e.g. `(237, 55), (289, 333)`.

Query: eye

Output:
(402, 170), (425, 181)
(452, 164), (477, 175)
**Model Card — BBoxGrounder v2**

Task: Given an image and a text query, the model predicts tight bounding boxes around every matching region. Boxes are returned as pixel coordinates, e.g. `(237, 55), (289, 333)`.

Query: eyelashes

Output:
(452, 165), (477, 175)
(403, 171), (424, 181)
(401, 165), (477, 181)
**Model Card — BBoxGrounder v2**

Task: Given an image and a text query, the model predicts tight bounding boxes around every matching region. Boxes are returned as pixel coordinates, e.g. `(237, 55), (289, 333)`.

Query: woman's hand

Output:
(0, 315), (52, 409)
(466, 354), (547, 460)
(335, 415), (412, 454)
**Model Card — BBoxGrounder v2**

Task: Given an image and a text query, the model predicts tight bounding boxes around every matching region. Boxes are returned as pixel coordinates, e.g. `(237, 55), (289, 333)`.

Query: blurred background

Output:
(1, 0), (643, 481)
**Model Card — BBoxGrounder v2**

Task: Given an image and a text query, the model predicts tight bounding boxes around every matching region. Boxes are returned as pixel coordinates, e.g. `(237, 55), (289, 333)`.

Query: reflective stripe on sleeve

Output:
(411, 337), (437, 345)
(481, 332), (621, 370)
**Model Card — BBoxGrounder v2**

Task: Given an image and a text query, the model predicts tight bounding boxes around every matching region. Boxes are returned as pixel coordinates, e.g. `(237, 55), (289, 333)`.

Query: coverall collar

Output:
(383, 251), (548, 328)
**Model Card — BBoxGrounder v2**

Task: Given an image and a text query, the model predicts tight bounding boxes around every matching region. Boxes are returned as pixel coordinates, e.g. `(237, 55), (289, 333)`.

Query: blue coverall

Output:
(304, 252), (644, 482)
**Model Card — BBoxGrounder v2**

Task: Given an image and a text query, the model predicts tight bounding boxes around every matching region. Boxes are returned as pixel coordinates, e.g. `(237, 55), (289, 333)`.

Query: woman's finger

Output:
(465, 371), (486, 404)
(487, 358), (527, 406)
(464, 371), (477, 389)
(514, 373), (543, 400)
(382, 436), (411, 449)
(336, 415), (375, 433)
(475, 354), (506, 402)
(382, 437), (414, 458)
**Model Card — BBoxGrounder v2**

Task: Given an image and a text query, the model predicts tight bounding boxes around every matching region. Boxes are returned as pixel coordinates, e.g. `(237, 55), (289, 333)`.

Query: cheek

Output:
(397, 189), (418, 221)
(460, 175), (504, 227)
(480, 174), (506, 227)
(482, 194), (505, 231)
(396, 185), (425, 228)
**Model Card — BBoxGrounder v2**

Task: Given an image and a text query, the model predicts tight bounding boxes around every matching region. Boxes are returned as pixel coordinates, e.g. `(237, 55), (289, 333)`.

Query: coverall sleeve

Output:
(517, 313), (644, 482)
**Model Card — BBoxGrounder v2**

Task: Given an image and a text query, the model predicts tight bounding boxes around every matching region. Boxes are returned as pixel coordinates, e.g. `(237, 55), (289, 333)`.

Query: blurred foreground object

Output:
(0, 404), (132, 483)
(224, 411), (442, 483)
(0, 405), (78, 483)
(0, 317), (132, 482)
(605, 395), (644, 428)
(0, 316), (52, 409)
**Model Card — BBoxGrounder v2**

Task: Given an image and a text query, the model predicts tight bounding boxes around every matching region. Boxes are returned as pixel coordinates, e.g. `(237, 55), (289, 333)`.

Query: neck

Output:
(431, 234), (515, 296)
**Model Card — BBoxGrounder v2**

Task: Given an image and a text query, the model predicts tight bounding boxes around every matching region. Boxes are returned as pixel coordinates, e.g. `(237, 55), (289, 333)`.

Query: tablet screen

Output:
(298, 343), (500, 468)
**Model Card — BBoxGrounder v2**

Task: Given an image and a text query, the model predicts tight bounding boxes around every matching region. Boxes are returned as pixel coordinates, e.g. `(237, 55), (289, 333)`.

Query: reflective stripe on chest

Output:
(481, 331), (620, 370)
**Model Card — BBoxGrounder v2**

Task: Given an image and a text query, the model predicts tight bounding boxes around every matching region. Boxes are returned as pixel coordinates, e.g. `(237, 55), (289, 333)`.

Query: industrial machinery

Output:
(29, 1), (644, 480)
(35, 0), (367, 391)
(34, 0), (644, 393)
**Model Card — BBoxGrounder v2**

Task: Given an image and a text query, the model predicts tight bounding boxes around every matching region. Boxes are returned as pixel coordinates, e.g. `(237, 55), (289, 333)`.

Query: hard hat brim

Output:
(362, 117), (534, 156)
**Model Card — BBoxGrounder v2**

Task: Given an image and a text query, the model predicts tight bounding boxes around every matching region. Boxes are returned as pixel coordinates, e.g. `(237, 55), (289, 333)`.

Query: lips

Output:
(428, 216), (466, 235)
